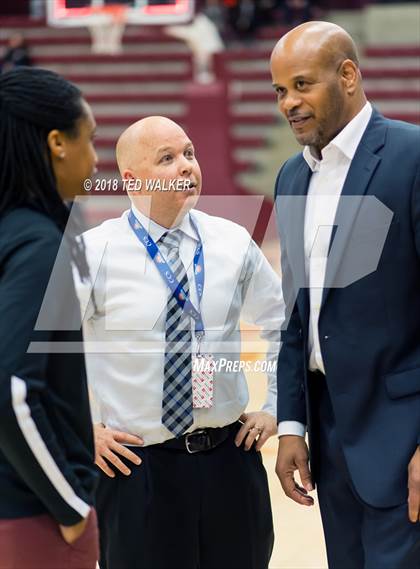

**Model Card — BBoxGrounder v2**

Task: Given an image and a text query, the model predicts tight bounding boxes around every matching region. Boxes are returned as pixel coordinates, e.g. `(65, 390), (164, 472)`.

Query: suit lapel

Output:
(321, 110), (387, 306)
(277, 158), (312, 326)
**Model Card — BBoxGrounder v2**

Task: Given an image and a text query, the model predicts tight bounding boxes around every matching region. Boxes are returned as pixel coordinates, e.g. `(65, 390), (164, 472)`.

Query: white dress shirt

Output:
(278, 101), (373, 438)
(76, 205), (284, 446)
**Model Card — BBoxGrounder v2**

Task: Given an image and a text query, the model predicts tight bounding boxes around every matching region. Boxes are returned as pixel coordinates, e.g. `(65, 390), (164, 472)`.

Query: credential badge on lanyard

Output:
(128, 210), (215, 408)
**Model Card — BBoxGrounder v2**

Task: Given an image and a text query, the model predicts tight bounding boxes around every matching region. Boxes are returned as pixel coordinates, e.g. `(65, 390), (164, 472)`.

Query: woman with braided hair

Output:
(0, 67), (99, 568)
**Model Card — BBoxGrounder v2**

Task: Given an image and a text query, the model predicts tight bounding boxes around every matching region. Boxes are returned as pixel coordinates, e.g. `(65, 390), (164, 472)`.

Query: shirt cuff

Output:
(277, 421), (306, 438)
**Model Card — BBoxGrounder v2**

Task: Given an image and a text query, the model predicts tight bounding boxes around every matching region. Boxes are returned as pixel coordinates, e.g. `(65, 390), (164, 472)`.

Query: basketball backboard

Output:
(47, 0), (195, 26)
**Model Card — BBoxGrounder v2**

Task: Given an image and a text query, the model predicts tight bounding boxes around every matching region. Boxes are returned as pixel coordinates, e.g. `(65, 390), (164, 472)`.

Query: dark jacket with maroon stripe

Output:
(0, 207), (97, 525)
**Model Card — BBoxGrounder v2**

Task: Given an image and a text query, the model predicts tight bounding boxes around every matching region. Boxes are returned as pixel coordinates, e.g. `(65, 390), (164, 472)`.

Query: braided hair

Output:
(0, 66), (90, 280)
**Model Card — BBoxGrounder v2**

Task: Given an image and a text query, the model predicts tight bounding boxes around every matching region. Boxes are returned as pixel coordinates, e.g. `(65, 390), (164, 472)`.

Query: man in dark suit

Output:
(271, 21), (420, 568)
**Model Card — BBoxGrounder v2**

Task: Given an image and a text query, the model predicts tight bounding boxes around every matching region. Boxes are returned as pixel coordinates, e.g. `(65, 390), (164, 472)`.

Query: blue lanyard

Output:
(128, 210), (205, 340)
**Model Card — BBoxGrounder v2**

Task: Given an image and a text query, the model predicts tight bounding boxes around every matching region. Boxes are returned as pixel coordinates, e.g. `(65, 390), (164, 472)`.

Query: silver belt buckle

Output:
(185, 429), (208, 454)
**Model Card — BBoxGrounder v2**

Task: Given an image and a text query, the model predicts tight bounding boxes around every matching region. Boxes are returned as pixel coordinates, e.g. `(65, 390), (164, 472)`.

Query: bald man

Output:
(77, 116), (281, 568)
(271, 22), (420, 568)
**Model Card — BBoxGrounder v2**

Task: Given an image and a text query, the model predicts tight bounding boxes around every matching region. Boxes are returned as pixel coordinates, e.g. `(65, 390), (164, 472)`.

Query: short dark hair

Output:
(0, 66), (90, 279)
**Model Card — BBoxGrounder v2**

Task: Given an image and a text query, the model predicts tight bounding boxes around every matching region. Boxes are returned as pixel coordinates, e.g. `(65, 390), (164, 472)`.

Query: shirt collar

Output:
(303, 101), (372, 172)
(129, 204), (199, 244)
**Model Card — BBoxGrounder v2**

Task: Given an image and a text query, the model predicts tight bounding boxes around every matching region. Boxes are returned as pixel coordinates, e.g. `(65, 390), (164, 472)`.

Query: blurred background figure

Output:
(223, 0), (281, 43)
(226, 0), (259, 41)
(166, 10), (224, 83)
(1, 33), (31, 73)
(30, 0), (46, 19)
(282, 0), (316, 26)
(202, 0), (226, 37)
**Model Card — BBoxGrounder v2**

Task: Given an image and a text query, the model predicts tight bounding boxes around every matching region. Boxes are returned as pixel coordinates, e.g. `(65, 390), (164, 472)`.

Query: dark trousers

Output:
(96, 424), (274, 569)
(0, 509), (99, 569)
(312, 377), (420, 569)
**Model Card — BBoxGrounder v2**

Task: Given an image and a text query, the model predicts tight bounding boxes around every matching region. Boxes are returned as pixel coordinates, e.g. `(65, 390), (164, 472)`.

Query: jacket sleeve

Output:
(412, 158), (420, 446)
(276, 247), (307, 425)
(274, 167), (307, 428)
(0, 226), (91, 526)
(412, 157), (420, 262)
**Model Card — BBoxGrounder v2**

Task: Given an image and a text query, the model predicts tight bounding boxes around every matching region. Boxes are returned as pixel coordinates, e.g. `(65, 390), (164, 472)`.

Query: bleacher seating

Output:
(1, 17), (419, 186)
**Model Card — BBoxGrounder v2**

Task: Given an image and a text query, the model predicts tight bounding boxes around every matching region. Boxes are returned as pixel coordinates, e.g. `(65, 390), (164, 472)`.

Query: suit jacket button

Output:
(324, 335), (330, 340)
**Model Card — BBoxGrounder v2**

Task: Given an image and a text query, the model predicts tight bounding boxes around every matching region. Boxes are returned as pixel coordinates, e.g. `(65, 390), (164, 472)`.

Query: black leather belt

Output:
(154, 423), (235, 454)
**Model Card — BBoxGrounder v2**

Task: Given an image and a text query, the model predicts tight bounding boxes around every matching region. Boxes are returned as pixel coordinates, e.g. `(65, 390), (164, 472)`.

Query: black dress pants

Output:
(311, 376), (420, 569)
(96, 424), (274, 569)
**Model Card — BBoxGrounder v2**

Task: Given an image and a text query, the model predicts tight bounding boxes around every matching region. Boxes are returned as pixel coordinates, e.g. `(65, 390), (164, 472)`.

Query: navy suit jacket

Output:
(275, 110), (420, 508)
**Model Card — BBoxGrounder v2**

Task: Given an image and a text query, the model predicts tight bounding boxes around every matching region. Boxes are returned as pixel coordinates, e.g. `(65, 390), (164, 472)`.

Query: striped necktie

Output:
(158, 230), (193, 437)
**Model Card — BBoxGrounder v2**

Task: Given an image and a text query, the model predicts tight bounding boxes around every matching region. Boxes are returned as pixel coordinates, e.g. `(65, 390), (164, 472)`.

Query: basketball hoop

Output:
(88, 4), (128, 55)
